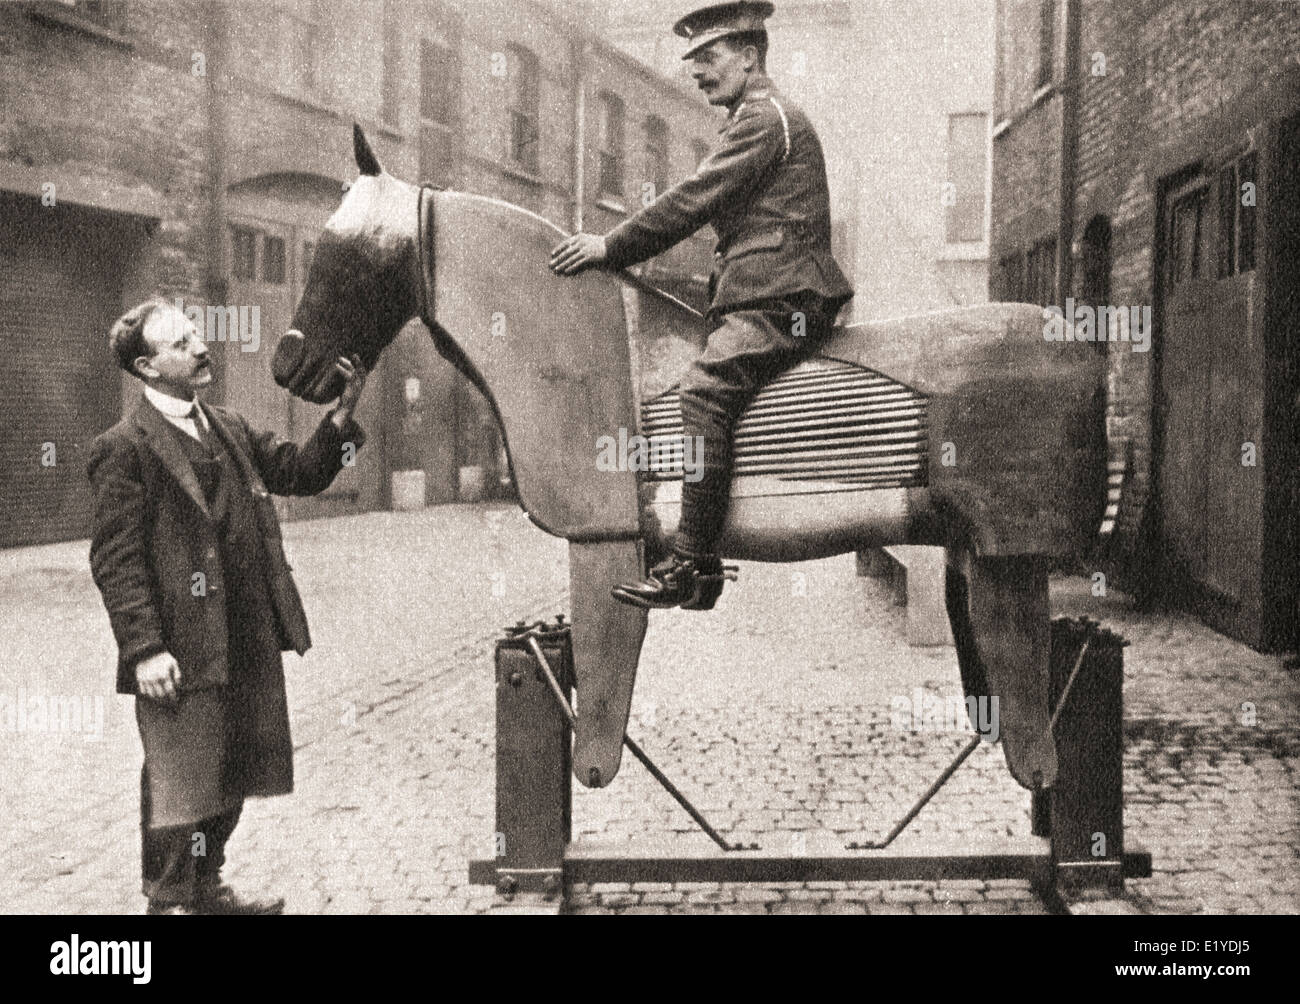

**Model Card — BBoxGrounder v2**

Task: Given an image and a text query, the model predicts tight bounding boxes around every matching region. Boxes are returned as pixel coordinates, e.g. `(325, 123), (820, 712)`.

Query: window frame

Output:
(644, 115), (670, 203)
(1168, 185), (1206, 287)
(945, 112), (990, 245)
(1036, 0), (1057, 90)
(507, 43), (540, 174)
(231, 226), (258, 282)
(380, 0), (402, 128)
(261, 234), (287, 285)
(597, 91), (626, 200)
(277, 0), (321, 99)
(420, 38), (458, 127)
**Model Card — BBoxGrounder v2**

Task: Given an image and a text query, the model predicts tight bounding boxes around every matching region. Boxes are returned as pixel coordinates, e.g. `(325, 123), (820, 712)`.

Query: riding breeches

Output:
(673, 293), (840, 559)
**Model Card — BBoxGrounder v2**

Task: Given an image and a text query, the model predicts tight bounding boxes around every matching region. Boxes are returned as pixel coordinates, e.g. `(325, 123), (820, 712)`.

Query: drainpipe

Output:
(1055, 0), (1081, 308)
(571, 38), (588, 233)
(204, 0), (229, 382)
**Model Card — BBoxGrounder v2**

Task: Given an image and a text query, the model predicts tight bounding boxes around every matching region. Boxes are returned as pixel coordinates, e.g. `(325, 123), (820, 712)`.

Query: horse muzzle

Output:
(271, 329), (305, 390)
(272, 329), (343, 403)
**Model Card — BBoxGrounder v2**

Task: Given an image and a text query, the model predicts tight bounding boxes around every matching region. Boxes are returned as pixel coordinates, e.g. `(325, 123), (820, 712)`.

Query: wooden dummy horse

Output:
(273, 127), (1108, 798)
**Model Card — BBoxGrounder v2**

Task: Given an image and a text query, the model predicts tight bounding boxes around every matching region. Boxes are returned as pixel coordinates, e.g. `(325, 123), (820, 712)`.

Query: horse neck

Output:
(426, 191), (641, 540)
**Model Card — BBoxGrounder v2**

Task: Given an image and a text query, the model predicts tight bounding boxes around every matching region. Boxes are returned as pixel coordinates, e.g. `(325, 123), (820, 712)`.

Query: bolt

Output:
(509, 671), (523, 687)
(498, 875), (518, 898)
(541, 874), (560, 899)
(588, 766), (602, 787)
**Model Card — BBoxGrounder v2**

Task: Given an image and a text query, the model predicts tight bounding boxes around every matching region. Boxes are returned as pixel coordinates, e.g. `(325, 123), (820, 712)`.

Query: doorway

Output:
(1152, 122), (1296, 650)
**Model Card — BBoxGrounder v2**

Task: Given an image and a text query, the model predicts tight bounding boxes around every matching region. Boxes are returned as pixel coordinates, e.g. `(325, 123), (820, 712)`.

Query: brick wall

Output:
(990, 0), (1300, 586)
(1, 0), (719, 526)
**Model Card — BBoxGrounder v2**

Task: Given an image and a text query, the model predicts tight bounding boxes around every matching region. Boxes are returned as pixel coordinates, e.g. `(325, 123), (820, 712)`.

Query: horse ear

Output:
(353, 123), (382, 176)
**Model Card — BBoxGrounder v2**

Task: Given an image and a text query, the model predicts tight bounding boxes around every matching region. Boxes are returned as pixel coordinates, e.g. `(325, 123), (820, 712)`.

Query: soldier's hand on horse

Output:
(334, 354), (367, 418)
(549, 233), (608, 275)
(136, 650), (181, 704)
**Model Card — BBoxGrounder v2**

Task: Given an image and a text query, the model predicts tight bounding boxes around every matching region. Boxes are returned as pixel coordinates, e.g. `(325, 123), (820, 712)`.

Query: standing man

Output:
(550, 1), (853, 611)
(87, 299), (367, 915)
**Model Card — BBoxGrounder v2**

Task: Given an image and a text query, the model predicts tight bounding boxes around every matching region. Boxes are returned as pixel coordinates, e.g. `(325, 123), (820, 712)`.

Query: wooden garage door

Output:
(0, 193), (128, 547)
(1156, 151), (1264, 642)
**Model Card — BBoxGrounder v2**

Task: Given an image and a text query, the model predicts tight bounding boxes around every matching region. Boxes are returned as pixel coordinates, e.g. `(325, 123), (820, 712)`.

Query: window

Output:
(1217, 164), (1237, 278)
(1218, 150), (1257, 277)
(1015, 236), (1057, 306)
(997, 252), (1022, 301)
(1081, 216), (1112, 354)
(945, 113), (988, 243)
(644, 116), (669, 203)
(231, 227), (257, 280)
(1036, 0), (1056, 89)
(262, 236), (286, 284)
(691, 139), (710, 169)
(1239, 151), (1257, 272)
(508, 44), (540, 173)
(421, 39), (457, 125)
(420, 37), (459, 187)
(381, 1), (402, 127)
(1032, 237), (1057, 305)
(598, 93), (625, 199)
(279, 2), (320, 97)
(1169, 189), (1204, 285)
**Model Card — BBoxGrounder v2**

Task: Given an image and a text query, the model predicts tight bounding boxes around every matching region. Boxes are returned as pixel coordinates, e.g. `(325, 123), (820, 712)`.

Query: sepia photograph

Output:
(0, 0), (1294, 969)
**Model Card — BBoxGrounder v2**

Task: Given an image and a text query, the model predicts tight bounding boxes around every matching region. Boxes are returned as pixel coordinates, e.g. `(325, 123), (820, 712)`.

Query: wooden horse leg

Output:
(569, 540), (648, 789)
(945, 549), (1058, 791)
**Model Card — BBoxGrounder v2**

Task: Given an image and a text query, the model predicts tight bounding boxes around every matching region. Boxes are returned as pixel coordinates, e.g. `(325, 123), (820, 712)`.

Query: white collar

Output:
(144, 384), (200, 418)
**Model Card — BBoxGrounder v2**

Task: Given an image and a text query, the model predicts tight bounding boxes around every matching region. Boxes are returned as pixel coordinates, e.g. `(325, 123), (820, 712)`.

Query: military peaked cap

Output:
(674, 1), (775, 60)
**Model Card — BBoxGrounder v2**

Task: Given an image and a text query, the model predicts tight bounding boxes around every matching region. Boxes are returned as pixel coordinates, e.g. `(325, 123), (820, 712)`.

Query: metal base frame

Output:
(471, 617), (1152, 911)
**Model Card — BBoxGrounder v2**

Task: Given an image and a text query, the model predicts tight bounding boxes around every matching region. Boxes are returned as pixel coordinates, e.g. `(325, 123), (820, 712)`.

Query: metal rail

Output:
(524, 635), (738, 853)
(525, 621), (1098, 858)
(851, 625), (1097, 852)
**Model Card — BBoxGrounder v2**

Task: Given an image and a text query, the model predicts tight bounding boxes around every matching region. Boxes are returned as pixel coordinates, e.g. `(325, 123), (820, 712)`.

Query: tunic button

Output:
(206, 548), (216, 560)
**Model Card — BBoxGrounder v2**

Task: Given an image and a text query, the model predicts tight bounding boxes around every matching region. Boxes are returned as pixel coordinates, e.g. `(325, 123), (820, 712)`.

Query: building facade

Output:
(989, 0), (1300, 650)
(0, 0), (718, 546)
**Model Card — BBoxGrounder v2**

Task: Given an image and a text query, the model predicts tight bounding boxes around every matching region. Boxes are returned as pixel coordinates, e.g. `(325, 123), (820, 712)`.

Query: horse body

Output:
(274, 127), (1109, 796)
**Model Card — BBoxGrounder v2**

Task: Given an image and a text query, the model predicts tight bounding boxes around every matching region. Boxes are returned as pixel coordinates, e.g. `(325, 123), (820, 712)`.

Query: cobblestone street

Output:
(2, 505), (1297, 914)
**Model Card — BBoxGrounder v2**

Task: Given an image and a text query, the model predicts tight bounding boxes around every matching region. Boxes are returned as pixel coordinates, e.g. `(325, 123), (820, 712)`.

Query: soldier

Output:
(550, 1), (853, 611)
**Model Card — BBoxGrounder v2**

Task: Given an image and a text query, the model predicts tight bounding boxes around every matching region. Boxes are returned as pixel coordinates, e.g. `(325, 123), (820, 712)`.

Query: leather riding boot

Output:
(611, 553), (737, 611)
(198, 882), (285, 916)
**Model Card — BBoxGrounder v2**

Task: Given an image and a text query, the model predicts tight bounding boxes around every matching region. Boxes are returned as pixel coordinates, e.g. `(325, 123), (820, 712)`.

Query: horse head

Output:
(272, 125), (422, 403)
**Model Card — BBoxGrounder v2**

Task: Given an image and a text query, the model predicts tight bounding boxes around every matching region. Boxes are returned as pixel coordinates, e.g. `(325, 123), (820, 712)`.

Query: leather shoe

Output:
(611, 554), (737, 611)
(199, 882), (285, 915)
(146, 900), (200, 915)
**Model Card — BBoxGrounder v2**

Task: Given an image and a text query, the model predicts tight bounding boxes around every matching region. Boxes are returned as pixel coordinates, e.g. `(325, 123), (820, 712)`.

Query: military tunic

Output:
(603, 72), (854, 554)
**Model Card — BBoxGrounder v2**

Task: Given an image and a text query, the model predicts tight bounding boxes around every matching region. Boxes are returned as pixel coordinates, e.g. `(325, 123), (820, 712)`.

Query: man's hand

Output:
(549, 233), (608, 275)
(136, 650), (181, 703)
(332, 354), (367, 427)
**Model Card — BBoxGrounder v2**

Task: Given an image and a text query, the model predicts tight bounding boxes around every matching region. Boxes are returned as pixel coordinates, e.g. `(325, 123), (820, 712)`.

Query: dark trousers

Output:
(673, 293), (838, 557)
(140, 766), (244, 906)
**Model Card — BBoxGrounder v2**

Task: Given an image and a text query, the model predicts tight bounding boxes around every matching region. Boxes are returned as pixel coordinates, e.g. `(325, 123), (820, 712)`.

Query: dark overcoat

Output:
(602, 71), (854, 320)
(87, 399), (363, 825)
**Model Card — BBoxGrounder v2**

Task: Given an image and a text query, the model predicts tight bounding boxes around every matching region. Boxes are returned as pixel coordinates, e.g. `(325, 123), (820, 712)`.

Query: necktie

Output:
(189, 403), (216, 455)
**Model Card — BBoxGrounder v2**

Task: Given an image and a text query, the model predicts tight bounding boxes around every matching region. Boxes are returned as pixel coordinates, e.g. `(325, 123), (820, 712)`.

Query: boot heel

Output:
(680, 565), (737, 611)
(680, 574), (723, 611)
